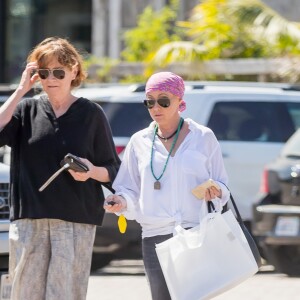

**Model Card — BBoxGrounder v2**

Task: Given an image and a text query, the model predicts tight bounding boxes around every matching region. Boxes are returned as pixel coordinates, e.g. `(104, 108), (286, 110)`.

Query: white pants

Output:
(9, 219), (96, 300)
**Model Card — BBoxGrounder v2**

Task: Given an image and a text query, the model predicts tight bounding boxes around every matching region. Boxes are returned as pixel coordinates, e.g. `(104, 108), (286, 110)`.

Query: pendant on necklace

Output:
(154, 180), (161, 190)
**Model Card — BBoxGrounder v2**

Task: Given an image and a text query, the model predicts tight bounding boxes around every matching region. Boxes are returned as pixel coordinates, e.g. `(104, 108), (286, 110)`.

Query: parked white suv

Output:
(75, 82), (300, 229)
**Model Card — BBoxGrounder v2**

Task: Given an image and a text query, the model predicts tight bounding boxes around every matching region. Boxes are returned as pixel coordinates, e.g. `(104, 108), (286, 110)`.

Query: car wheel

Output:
(264, 245), (300, 276)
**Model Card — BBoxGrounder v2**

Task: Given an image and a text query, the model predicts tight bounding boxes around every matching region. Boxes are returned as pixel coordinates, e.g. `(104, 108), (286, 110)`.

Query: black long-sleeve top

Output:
(0, 96), (120, 225)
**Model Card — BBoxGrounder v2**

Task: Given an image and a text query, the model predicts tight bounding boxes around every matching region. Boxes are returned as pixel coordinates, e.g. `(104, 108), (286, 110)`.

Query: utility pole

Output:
(91, 0), (106, 57)
(109, 0), (121, 59)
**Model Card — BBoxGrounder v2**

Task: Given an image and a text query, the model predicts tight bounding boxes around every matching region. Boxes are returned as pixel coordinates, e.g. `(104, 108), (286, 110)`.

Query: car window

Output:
(0, 96), (9, 102)
(207, 102), (300, 142)
(287, 103), (300, 129)
(97, 102), (152, 137)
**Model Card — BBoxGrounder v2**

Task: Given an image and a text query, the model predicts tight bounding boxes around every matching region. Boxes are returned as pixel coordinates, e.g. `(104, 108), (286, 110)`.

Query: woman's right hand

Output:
(0, 62), (40, 130)
(17, 62), (39, 94)
(103, 195), (127, 213)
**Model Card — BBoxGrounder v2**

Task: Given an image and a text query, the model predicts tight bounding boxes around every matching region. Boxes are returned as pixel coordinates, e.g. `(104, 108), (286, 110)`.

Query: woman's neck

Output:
(157, 117), (181, 137)
(48, 94), (77, 117)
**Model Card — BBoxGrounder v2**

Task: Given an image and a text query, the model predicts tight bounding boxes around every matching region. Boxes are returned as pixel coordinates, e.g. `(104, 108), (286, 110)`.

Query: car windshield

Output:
(97, 102), (152, 137)
(281, 129), (300, 158)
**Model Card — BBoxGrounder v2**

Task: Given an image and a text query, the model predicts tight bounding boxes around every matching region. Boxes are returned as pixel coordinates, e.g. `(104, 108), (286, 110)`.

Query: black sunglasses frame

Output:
(143, 98), (171, 109)
(38, 68), (66, 80)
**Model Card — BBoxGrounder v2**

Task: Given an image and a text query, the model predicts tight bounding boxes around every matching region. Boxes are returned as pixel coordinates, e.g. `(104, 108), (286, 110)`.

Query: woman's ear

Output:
(72, 65), (78, 80)
(179, 100), (186, 112)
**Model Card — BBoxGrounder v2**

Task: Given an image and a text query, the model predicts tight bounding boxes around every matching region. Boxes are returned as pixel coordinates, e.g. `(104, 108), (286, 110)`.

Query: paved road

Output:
(87, 260), (300, 300)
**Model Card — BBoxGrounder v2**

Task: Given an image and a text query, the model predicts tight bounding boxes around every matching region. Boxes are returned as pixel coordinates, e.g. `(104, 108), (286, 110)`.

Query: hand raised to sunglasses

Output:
(0, 62), (40, 132)
(18, 62), (40, 94)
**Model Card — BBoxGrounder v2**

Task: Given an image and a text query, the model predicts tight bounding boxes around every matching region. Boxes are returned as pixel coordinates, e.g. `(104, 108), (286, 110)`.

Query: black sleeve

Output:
(93, 105), (121, 185)
(0, 103), (22, 148)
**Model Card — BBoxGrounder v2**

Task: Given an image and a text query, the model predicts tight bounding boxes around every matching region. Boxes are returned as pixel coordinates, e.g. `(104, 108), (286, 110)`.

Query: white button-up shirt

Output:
(113, 118), (229, 238)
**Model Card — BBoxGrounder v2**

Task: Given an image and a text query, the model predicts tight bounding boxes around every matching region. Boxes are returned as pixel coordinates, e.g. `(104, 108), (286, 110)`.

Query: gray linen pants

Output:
(9, 219), (96, 300)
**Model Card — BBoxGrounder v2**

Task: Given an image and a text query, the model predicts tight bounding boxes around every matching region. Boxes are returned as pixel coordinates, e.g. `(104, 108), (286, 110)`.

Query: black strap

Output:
(207, 192), (242, 223)
(100, 182), (115, 194)
(207, 181), (242, 222)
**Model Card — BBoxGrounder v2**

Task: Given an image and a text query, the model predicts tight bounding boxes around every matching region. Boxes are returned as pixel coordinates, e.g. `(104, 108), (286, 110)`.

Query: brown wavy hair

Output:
(27, 37), (87, 88)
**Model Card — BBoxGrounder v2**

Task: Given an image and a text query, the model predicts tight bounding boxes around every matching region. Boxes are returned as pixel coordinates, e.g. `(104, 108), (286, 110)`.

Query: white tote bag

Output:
(155, 209), (259, 300)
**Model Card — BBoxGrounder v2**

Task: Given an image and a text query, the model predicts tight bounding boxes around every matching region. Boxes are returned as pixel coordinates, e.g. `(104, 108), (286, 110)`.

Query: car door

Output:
(183, 91), (300, 222)
(206, 100), (300, 221)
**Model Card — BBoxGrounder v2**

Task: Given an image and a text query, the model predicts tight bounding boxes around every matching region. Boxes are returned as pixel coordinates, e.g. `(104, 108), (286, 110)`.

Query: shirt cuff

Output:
(211, 181), (230, 211)
(115, 192), (136, 220)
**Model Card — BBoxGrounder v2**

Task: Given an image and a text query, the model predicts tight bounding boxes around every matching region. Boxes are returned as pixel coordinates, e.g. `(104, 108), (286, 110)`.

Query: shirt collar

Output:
(141, 118), (198, 139)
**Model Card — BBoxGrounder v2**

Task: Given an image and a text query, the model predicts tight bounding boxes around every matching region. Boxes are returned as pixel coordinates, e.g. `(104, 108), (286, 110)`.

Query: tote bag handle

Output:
(208, 193), (242, 223)
(174, 211), (215, 249)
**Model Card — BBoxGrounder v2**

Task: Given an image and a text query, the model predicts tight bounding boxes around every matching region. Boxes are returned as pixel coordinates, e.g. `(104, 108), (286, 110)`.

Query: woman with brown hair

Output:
(0, 37), (120, 300)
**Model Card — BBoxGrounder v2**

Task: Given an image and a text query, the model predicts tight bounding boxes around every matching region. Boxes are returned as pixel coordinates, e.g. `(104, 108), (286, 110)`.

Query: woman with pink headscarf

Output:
(104, 72), (229, 300)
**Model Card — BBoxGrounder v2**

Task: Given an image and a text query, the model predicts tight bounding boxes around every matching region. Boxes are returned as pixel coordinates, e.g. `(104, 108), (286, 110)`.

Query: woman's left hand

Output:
(204, 186), (222, 201)
(68, 158), (93, 181)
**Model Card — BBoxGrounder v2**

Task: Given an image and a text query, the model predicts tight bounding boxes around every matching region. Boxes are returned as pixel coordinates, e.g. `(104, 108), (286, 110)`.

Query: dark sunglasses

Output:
(143, 98), (171, 109)
(38, 69), (66, 80)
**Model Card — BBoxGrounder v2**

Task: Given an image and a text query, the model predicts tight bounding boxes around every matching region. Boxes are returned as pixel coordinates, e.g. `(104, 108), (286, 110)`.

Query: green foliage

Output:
(89, 0), (300, 82)
(121, 1), (183, 63)
(83, 55), (119, 83)
(176, 0), (274, 59)
(149, 0), (300, 67)
(119, 74), (146, 84)
(223, 0), (300, 56)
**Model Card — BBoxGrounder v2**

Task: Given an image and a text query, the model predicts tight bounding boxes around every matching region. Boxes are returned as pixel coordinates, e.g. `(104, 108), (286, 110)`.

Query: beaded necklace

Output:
(156, 121), (184, 142)
(151, 117), (184, 190)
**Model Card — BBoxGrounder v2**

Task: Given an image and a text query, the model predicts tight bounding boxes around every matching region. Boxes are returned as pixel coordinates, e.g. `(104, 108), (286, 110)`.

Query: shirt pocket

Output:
(181, 150), (209, 178)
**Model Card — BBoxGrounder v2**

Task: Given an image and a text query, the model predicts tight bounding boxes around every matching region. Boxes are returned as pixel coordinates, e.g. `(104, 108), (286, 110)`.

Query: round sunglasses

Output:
(38, 69), (66, 80)
(143, 98), (171, 109)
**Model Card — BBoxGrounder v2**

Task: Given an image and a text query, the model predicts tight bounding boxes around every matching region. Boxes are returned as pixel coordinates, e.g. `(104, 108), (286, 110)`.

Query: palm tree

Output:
(149, 0), (300, 68)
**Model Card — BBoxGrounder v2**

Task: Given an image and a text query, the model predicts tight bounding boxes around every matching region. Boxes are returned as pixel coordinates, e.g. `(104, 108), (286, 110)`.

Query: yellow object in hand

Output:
(118, 214), (127, 234)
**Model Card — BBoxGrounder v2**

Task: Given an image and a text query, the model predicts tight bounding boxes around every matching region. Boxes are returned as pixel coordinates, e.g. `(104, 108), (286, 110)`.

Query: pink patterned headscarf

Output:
(145, 72), (186, 112)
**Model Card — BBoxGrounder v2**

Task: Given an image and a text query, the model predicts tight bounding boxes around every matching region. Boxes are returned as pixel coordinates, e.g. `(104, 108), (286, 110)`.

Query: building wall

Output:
(2, 0), (91, 83)
(262, 0), (300, 21)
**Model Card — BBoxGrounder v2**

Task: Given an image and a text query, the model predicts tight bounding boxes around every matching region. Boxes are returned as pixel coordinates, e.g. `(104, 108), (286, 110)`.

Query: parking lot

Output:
(1, 83), (300, 298)
(87, 259), (300, 300)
